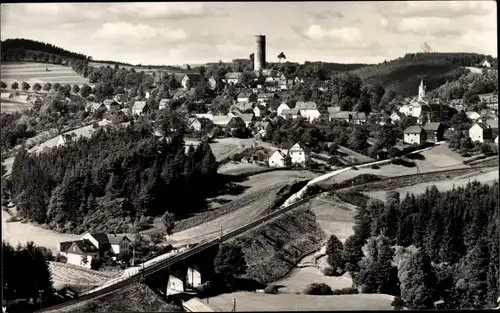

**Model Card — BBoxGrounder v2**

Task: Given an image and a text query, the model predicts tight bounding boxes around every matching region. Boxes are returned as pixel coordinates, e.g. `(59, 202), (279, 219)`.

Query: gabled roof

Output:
(240, 113), (255, 122)
(281, 108), (300, 115)
(191, 117), (213, 127)
(106, 234), (131, 245)
(404, 126), (424, 134)
(184, 73), (202, 82)
(69, 239), (99, 255)
(422, 122), (442, 131)
(289, 143), (304, 151)
(472, 122), (490, 130)
(60, 241), (74, 252)
(271, 149), (289, 159)
(295, 101), (317, 110)
(1, 92), (13, 99)
(18, 95), (29, 102)
(330, 111), (350, 119)
(278, 103), (290, 109)
(225, 72), (243, 80)
(212, 115), (234, 125)
(327, 107), (341, 114)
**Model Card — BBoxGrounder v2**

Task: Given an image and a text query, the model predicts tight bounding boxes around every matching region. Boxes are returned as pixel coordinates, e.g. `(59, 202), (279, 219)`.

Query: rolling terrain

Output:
(1, 62), (89, 87)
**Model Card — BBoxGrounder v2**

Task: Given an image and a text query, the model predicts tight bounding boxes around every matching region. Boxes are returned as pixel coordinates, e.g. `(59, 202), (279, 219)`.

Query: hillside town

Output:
(1, 2), (499, 313)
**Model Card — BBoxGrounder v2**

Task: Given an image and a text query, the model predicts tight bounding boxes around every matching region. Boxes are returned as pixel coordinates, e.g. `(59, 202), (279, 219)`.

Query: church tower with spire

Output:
(418, 79), (426, 102)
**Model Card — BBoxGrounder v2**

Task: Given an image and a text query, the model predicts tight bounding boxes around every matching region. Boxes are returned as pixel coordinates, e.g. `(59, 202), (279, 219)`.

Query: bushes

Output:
(56, 253), (67, 263)
(264, 284), (279, 294)
(90, 258), (103, 271)
(304, 283), (333, 295)
(322, 267), (336, 276)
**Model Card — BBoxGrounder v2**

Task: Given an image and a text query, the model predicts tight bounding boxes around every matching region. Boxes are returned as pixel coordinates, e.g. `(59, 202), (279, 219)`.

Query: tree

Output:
(399, 249), (437, 309)
(42, 82), (52, 91)
(80, 84), (91, 98)
(11, 82), (19, 90)
(21, 81), (31, 91)
(326, 235), (344, 272)
(214, 243), (247, 284)
(81, 254), (89, 266)
(161, 211), (175, 235)
(72, 84), (80, 94)
(32, 83), (42, 92)
(52, 83), (61, 92)
(277, 52), (287, 65)
(0, 81), (7, 89)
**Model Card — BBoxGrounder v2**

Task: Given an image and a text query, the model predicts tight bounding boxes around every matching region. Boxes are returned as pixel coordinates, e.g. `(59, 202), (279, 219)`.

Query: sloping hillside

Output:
(352, 61), (465, 97)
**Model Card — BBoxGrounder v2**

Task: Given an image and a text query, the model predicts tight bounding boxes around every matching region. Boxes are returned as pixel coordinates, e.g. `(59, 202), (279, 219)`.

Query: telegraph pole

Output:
(220, 225), (223, 243)
(231, 297), (236, 312)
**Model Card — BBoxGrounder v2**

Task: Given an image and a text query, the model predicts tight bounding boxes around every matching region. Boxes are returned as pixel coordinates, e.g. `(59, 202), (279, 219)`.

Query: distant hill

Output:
(351, 60), (470, 97)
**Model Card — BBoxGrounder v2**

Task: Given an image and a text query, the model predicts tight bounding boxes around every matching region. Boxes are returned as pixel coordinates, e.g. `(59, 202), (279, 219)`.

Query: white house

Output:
(289, 143), (307, 165)
(64, 240), (99, 269)
(132, 101), (148, 116)
(482, 59), (492, 68)
(403, 126), (426, 145)
(268, 150), (289, 168)
(224, 72), (243, 85)
(81, 233), (131, 258)
(1, 92), (13, 100)
(299, 109), (321, 122)
(277, 103), (290, 116)
(469, 122), (493, 143)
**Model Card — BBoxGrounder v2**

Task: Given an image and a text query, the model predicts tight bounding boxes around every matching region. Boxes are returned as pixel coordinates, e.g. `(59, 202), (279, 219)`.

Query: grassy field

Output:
(186, 138), (279, 162)
(49, 261), (119, 290)
(365, 167), (499, 200)
(1, 62), (89, 87)
(2, 209), (80, 254)
(217, 162), (268, 175)
(321, 144), (469, 186)
(209, 292), (394, 311)
(164, 170), (316, 234)
(46, 283), (182, 313)
(231, 205), (324, 284)
(0, 99), (35, 113)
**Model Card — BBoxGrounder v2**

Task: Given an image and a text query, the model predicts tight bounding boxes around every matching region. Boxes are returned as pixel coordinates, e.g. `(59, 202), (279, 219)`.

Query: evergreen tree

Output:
(326, 235), (344, 272)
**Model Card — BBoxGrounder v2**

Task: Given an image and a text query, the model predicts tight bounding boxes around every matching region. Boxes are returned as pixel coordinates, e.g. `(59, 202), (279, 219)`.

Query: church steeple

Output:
(418, 79), (426, 101)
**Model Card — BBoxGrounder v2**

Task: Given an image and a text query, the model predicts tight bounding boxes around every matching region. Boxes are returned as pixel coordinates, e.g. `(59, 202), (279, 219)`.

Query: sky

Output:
(0, 1), (497, 66)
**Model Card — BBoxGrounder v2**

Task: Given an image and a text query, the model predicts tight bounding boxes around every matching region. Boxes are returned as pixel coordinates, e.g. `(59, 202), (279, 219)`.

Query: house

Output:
(253, 105), (268, 118)
(482, 59), (492, 68)
(268, 150), (289, 168)
(329, 111), (350, 123)
(390, 111), (405, 123)
(229, 108), (243, 117)
(289, 143), (307, 165)
(277, 103), (290, 116)
(159, 99), (170, 110)
(257, 92), (276, 104)
(194, 113), (214, 121)
(181, 73), (203, 89)
(17, 95), (30, 103)
(469, 122), (493, 143)
(280, 108), (300, 119)
(212, 116), (245, 129)
(189, 117), (213, 132)
(422, 122), (445, 143)
(0, 92), (13, 100)
(234, 102), (255, 113)
(295, 101), (317, 110)
(103, 99), (120, 111)
(239, 113), (255, 127)
(403, 126), (427, 145)
(81, 233), (131, 258)
(237, 92), (257, 103)
(85, 102), (107, 113)
(224, 72), (243, 85)
(299, 109), (321, 122)
(466, 111), (481, 121)
(351, 112), (367, 124)
(132, 101), (148, 115)
(64, 239), (99, 269)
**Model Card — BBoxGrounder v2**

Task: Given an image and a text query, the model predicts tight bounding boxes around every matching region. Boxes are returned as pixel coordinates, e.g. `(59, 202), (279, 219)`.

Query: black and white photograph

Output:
(0, 1), (498, 312)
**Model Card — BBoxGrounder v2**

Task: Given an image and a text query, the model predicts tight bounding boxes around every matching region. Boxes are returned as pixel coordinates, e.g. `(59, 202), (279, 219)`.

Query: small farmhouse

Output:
(422, 122), (445, 143)
(268, 150), (289, 168)
(59, 239), (99, 269)
(225, 72), (243, 85)
(277, 103), (290, 116)
(181, 73), (203, 89)
(189, 117), (213, 132)
(289, 143), (307, 165)
(403, 126), (426, 145)
(299, 109), (321, 122)
(132, 101), (148, 116)
(469, 122), (493, 143)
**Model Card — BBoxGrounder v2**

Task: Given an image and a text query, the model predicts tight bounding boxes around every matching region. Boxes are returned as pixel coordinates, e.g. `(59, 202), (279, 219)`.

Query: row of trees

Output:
(336, 181), (499, 309)
(3, 241), (54, 302)
(8, 123), (220, 233)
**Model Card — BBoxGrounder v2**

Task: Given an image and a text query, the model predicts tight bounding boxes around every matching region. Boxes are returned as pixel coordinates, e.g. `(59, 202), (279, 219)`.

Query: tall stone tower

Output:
(418, 79), (426, 101)
(254, 35), (266, 72)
